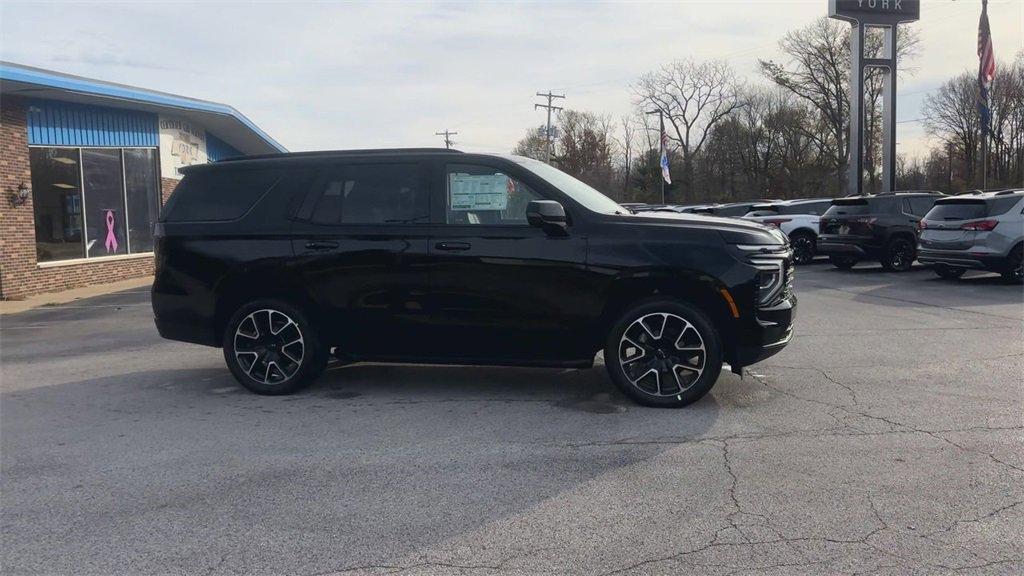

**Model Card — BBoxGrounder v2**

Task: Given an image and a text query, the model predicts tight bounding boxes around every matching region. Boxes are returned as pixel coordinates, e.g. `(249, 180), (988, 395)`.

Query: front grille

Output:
(781, 261), (795, 300)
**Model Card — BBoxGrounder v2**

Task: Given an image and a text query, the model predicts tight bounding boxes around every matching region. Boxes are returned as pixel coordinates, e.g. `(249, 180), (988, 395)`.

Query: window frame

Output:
(438, 161), (549, 228)
(28, 144), (161, 263)
(293, 160), (433, 228)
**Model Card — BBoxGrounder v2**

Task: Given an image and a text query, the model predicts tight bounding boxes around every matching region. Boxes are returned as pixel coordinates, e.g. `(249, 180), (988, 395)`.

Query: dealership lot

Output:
(2, 264), (1022, 575)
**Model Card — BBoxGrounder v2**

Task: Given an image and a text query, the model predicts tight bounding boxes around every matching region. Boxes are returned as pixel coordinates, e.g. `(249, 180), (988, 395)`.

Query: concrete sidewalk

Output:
(0, 276), (153, 315)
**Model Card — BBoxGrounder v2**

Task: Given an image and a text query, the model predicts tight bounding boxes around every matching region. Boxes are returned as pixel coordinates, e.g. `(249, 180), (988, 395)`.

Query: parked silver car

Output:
(917, 190), (1023, 284)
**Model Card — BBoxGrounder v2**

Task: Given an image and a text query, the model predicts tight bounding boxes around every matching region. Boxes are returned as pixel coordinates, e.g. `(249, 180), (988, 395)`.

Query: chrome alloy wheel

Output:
(618, 312), (706, 397)
(233, 309), (305, 385)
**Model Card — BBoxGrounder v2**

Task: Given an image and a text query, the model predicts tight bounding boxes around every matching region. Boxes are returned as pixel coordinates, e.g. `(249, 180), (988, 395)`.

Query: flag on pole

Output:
(659, 116), (671, 185)
(977, 0), (996, 135)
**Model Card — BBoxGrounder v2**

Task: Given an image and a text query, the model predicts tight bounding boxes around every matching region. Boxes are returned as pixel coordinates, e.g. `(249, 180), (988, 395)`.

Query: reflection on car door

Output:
(424, 161), (593, 365)
(289, 162), (433, 358)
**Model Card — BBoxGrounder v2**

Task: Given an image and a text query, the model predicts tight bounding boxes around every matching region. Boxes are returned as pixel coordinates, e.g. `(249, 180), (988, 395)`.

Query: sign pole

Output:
(829, 0), (920, 196)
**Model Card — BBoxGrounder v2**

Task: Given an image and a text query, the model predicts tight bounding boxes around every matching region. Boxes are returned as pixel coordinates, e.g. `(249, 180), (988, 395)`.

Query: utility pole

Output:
(435, 129), (458, 150)
(646, 109), (666, 205)
(535, 91), (565, 163)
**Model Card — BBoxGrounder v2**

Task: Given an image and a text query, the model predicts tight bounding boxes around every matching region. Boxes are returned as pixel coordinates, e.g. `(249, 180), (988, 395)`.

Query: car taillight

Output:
(960, 219), (998, 231)
(763, 218), (792, 227)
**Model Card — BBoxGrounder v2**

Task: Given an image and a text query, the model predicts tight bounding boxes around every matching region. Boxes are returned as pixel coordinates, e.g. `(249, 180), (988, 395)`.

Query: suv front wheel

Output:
(605, 299), (723, 408)
(223, 299), (328, 395)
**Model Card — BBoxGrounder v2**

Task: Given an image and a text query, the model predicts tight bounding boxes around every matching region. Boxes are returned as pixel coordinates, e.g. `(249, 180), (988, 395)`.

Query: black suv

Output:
(153, 150), (796, 408)
(817, 191), (943, 271)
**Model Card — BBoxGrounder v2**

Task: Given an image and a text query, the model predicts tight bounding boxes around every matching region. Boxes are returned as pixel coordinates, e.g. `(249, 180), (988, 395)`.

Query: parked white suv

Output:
(743, 198), (833, 265)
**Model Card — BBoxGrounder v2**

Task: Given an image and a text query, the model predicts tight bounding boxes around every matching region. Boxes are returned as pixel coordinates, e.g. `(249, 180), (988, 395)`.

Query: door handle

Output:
(305, 240), (339, 251)
(435, 241), (471, 251)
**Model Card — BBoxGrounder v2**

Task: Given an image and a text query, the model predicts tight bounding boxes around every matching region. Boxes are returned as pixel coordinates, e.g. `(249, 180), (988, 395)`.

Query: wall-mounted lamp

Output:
(10, 182), (31, 207)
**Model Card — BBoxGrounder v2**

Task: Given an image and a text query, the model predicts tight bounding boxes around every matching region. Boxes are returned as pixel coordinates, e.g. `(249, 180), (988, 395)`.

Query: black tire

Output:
(881, 237), (915, 272)
(830, 255), (858, 270)
(790, 232), (816, 265)
(604, 298), (723, 408)
(1001, 244), (1023, 285)
(934, 265), (966, 280)
(222, 299), (328, 395)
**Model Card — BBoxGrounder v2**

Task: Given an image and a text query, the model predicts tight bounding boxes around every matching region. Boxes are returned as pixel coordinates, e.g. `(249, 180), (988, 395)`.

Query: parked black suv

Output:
(153, 150), (796, 407)
(817, 191), (944, 271)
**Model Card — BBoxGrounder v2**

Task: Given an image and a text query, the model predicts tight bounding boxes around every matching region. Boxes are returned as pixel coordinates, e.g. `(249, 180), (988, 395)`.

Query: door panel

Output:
(289, 227), (432, 357)
(426, 226), (590, 362)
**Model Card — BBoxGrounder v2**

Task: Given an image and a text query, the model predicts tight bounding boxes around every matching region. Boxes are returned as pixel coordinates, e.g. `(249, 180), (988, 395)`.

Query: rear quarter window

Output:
(162, 169), (283, 222)
(988, 195), (1023, 216)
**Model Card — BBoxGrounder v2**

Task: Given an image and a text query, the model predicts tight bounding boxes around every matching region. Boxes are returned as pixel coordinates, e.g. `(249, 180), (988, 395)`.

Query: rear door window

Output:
(162, 169), (283, 222)
(302, 163), (429, 225)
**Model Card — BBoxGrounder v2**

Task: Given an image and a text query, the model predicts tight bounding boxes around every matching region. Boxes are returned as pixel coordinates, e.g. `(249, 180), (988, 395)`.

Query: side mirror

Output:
(526, 200), (568, 235)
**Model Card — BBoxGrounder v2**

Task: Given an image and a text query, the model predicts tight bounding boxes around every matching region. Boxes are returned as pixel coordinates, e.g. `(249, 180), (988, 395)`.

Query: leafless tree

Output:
(633, 58), (744, 201)
(759, 17), (919, 193)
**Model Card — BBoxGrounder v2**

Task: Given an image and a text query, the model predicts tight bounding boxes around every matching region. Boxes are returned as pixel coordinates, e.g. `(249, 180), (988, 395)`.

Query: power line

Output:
(535, 91), (565, 162)
(435, 129), (458, 149)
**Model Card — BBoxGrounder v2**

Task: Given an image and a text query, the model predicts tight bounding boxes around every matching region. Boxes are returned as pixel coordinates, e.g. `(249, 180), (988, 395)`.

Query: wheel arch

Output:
(597, 273), (736, 359)
(213, 272), (322, 345)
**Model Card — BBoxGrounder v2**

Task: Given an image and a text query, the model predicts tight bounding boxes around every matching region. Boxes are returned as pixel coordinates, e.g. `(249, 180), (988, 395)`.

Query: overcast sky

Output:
(2, 1), (1022, 158)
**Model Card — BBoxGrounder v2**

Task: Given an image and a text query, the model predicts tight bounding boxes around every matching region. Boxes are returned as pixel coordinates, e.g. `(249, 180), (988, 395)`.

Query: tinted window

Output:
(824, 199), (869, 216)
(926, 201), (987, 221)
(163, 169), (282, 222)
(907, 197), (936, 216)
(779, 201), (830, 215)
(305, 163), (428, 225)
(988, 195), (1023, 216)
(446, 164), (541, 225)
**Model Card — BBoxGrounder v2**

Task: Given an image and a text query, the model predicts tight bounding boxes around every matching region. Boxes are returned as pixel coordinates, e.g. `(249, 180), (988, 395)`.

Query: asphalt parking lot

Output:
(2, 263), (1022, 575)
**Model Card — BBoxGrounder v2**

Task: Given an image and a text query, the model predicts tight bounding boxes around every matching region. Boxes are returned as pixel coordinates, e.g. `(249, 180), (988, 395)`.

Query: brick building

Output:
(0, 62), (284, 299)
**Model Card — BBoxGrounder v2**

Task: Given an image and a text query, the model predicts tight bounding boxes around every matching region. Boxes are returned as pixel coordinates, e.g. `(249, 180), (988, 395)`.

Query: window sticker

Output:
(449, 173), (510, 211)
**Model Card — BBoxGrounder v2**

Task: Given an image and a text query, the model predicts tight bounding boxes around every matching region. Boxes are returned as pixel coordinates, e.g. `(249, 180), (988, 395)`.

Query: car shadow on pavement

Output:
(2, 363), (724, 572)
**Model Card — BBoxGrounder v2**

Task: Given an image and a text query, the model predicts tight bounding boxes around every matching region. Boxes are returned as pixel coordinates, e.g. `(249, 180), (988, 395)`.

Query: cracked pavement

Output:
(2, 264), (1022, 575)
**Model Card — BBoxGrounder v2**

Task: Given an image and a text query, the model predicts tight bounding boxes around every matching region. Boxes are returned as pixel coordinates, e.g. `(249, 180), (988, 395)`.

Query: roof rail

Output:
(216, 148), (463, 163)
(994, 189), (1023, 195)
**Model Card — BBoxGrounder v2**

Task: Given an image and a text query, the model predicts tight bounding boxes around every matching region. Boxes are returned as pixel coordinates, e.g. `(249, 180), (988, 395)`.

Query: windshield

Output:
(513, 157), (625, 215)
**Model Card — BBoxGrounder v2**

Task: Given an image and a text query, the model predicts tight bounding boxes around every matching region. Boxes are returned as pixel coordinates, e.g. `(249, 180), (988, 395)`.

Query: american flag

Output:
(978, 0), (995, 135)
(659, 116), (671, 185)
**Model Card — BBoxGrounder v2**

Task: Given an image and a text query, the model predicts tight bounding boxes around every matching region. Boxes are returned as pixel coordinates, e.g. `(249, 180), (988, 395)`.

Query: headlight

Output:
(736, 244), (791, 307)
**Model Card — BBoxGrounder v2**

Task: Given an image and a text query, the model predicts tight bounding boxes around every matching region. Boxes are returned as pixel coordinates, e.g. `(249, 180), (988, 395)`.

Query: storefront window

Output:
(30, 148), (85, 262)
(29, 146), (161, 262)
(82, 149), (127, 258)
(124, 149), (160, 253)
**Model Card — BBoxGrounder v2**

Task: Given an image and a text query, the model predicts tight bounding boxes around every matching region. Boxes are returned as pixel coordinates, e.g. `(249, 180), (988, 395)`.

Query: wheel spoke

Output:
(619, 311), (707, 398)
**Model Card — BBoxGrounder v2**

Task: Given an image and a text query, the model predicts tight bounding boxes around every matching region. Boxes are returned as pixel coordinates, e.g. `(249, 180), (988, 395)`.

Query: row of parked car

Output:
(627, 189), (1024, 284)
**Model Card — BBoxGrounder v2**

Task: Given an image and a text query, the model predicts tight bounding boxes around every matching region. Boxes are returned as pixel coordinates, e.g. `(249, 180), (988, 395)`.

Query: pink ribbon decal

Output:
(104, 210), (118, 253)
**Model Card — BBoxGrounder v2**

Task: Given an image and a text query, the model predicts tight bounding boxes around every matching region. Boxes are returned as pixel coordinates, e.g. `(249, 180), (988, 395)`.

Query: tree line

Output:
(513, 17), (1024, 204)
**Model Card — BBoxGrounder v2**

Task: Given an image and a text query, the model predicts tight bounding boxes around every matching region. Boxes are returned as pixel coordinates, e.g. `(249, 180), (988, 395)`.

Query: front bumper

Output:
(731, 294), (797, 367)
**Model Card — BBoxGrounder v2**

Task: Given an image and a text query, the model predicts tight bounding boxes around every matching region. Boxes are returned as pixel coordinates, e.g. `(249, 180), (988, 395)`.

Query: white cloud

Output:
(2, 0), (1021, 158)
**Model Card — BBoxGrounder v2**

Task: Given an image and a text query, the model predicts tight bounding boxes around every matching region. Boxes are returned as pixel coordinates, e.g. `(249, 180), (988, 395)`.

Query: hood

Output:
(626, 210), (786, 245)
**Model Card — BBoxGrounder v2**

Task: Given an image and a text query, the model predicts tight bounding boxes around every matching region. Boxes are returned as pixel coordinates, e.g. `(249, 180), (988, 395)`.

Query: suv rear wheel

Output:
(1002, 244), (1023, 285)
(223, 299), (328, 395)
(605, 299), (723, 408)
(881, 237), (915, 272)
